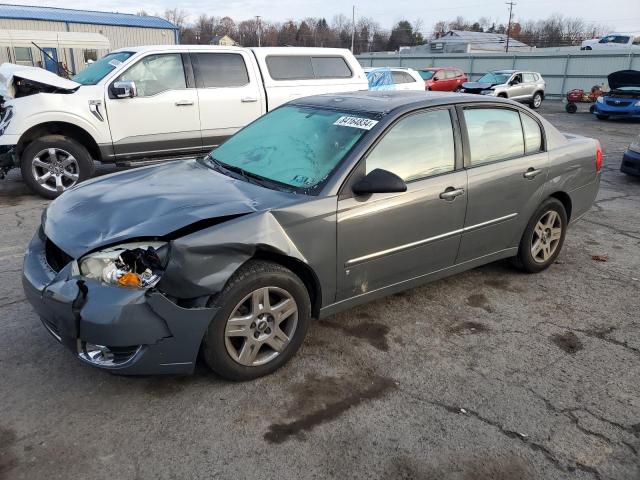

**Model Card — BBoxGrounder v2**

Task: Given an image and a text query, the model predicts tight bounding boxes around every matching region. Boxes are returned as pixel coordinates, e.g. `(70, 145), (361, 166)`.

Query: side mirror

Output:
(433, 76), (441, 81)
(352, 168), (407, 196)
(112, 81), (137, 99)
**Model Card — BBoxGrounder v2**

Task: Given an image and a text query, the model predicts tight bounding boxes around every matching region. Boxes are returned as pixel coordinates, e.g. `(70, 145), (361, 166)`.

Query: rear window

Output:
(193, 53), (249, 88)
(464, 108), (525, 165)
(266, 55), (352, 80)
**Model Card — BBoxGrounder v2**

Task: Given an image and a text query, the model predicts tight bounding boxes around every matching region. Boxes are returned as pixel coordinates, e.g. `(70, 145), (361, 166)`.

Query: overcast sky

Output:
(10, 0), (640, 33)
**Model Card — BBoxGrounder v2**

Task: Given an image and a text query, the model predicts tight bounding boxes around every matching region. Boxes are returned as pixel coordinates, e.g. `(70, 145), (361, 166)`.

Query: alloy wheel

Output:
(224, 286), (298, 367)
(31, 148), (80, 193)
(531, 210), (562, 263)
(533, 94), (542, 108)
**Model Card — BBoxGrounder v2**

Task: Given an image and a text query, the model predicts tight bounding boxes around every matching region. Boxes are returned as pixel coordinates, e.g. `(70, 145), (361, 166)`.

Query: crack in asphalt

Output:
(0, 298), (26, 308)
(581, 219), (640, 241)
(399, 388), (604, 480)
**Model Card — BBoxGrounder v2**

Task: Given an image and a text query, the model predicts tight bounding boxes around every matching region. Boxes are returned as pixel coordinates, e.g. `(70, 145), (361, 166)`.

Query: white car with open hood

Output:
(0, 45), (367, 198)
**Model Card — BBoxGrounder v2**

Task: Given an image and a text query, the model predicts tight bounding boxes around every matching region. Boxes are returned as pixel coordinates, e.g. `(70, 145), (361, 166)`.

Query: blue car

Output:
(593, 70), (640, 120)
(621, 135), (640, 176)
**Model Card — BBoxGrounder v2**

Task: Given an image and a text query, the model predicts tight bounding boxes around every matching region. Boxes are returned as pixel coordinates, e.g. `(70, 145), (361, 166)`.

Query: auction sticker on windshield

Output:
(333, 116), (379, 130)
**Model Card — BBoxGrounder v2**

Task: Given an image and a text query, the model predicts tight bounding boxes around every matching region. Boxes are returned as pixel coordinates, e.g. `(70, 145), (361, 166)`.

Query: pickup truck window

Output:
(210, 105), (371, 191)
(192, 53), (249, 88)
(72, 52), (133, 85)
(115, 53), (186, 97)
(464, 108), (525, 165)
(266, 56), (352, 80)
(366, 109), (455, 182)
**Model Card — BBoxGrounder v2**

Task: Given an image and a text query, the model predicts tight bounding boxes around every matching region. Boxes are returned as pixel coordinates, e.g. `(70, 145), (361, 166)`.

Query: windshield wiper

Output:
(207, 156), (287, 192)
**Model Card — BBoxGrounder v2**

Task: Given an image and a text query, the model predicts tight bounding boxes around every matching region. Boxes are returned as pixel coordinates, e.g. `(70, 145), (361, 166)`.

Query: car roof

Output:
(290, 90), (513, 115)
(421, 67), (459, 71)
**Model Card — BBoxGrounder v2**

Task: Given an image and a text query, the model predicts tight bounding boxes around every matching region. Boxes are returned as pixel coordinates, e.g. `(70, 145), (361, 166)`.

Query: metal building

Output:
(0, 4), (178, 75)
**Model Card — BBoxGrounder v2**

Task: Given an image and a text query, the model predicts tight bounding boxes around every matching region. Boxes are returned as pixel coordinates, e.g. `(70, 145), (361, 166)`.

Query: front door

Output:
(105, 52), (201, 160)
(456, 106), (549, 263)
(337, 108), (467, 301)
(190, 51), (264, 151)
(42, 48), (58, 73)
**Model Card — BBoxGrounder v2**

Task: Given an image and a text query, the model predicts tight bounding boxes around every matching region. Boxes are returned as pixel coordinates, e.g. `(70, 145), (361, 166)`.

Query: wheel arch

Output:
(17, 122), (101, 162)
(548, 191), (572, 221)
(251, 248), (323, 319)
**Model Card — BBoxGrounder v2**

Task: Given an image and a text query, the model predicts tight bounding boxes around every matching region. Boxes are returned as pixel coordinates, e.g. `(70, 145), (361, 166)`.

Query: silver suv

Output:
(460, 70), (546, 109)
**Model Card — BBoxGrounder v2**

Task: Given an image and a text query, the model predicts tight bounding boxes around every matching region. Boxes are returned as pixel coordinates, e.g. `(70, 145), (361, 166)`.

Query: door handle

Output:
(241, 97), (258, 103)
(523, 168), (542, 179)
(175, 100), (194, 106)
(439, 187), (465, 201)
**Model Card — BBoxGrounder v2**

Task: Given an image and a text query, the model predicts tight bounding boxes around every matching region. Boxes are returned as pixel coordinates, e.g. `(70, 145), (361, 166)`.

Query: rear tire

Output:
(20, 135), (95, 199)
(513, 198), (568, 273)
(530, 92), (543, 109)
(565, 103), (578, 114)
(202, 260), (311, 381)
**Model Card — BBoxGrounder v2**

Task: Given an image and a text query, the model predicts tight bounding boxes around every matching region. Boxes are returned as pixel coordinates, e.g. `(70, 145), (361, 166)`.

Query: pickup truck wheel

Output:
(20, 135), (95, 199)
(513, 198), (567, 273)
(530, 92), (543, 109)
(202, 260), (311, 381)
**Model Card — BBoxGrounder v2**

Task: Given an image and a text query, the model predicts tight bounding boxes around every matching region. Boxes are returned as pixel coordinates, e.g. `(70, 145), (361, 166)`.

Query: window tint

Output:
(521, 113), (543, 154)
(366, 109), (455, 182)
(116, 53), (186, 96)
(193, 53), (249, 87)
(311, 56), (352, 78)
(266, 56), (351, 80)
(523, 73), (536, 82)
(464, 108), (525, 165)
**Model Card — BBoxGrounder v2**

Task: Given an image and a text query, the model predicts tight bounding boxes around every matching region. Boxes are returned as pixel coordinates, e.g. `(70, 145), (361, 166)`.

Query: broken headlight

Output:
(79, 242), (167, 289)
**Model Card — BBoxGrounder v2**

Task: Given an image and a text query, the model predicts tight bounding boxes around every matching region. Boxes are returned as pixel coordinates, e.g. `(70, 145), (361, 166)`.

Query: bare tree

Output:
(164, 8), (188, 30)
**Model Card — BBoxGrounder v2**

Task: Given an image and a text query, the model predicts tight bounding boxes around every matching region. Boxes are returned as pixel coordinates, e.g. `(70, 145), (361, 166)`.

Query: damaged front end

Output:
(23, 229), (217, 375)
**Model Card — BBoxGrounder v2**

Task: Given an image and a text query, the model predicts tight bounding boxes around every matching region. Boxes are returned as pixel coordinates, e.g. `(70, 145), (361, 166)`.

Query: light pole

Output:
(350, 5), (355, 53)
(255, 15), (262, 47)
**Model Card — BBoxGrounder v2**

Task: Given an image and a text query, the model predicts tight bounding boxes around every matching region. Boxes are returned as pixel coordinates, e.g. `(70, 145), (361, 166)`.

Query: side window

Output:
(463, 108), (525, 165)
(445, 70), (456, 79)
(391, 71), (405, 84)
(523, 73), (535, 83)
(266, 56), (352, 80)
(311, 56), (352, 78)
(512, 73), (523, 84)
(193, 53), (249, 88)
(267, 56), (313, 80)
(521, 113), (543, 154)
(366, 109), (455, 182)
(14, 47), (33, 66)
(116, 53), (186, 97)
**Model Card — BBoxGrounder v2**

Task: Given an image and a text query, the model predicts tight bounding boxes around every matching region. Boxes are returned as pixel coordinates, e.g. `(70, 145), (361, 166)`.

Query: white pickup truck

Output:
(0, 45), (367, 198)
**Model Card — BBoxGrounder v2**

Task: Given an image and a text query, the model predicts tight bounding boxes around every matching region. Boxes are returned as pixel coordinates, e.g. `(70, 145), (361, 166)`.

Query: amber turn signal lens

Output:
(117, 272), (141, 287)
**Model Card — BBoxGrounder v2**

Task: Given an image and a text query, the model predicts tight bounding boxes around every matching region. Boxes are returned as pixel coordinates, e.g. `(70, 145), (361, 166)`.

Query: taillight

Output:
(596, 141), (603, 172)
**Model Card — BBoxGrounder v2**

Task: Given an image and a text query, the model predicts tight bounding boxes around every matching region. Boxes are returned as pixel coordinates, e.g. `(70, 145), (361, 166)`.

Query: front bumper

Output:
(621, 149), (640, 176)
(22, 229), (217, 375)
(0, 144), (16, 171)
(593, 101), (640, 118)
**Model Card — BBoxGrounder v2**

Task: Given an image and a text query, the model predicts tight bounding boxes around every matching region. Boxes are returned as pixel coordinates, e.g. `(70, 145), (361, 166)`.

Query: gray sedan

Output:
(23, 91), (601, 380)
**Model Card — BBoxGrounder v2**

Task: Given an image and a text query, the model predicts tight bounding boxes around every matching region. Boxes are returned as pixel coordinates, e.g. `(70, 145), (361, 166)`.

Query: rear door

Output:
(191, 50), (264, 151)
(522, 73), (537, 99)
(336, 107), (467, 300)
(106, 52), (202, 159)
(456, 105), (549, 263)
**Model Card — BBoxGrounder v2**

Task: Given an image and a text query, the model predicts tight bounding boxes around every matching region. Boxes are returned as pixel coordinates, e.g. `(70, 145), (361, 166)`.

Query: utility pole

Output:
(350, 5), (355, 53)
(505, 1), (516, 53)
(255, 15), (262, 47)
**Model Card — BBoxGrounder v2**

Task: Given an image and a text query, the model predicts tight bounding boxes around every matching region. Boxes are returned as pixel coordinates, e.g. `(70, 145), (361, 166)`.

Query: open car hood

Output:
(43, 160), (297, 258)
(0, 63), (80, 99)
(608, 70), (640, 91)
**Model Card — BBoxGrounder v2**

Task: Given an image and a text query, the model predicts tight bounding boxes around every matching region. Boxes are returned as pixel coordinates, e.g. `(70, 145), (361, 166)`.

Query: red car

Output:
(419, 67), (467, 91)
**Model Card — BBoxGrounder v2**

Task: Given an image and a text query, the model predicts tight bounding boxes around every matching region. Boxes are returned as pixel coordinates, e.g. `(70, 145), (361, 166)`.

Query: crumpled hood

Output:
(44, 160), (297, 258)
(462, 81), (496, 90)
(608, 70), (640, 91)
(0, 63), (80, 99)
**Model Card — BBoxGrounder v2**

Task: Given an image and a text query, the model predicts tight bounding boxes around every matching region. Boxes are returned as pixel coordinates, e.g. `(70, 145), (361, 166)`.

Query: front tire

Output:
(202, 260), (311, 381)
(513, 198), (568, 273)
(20, 135), (95, 199)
